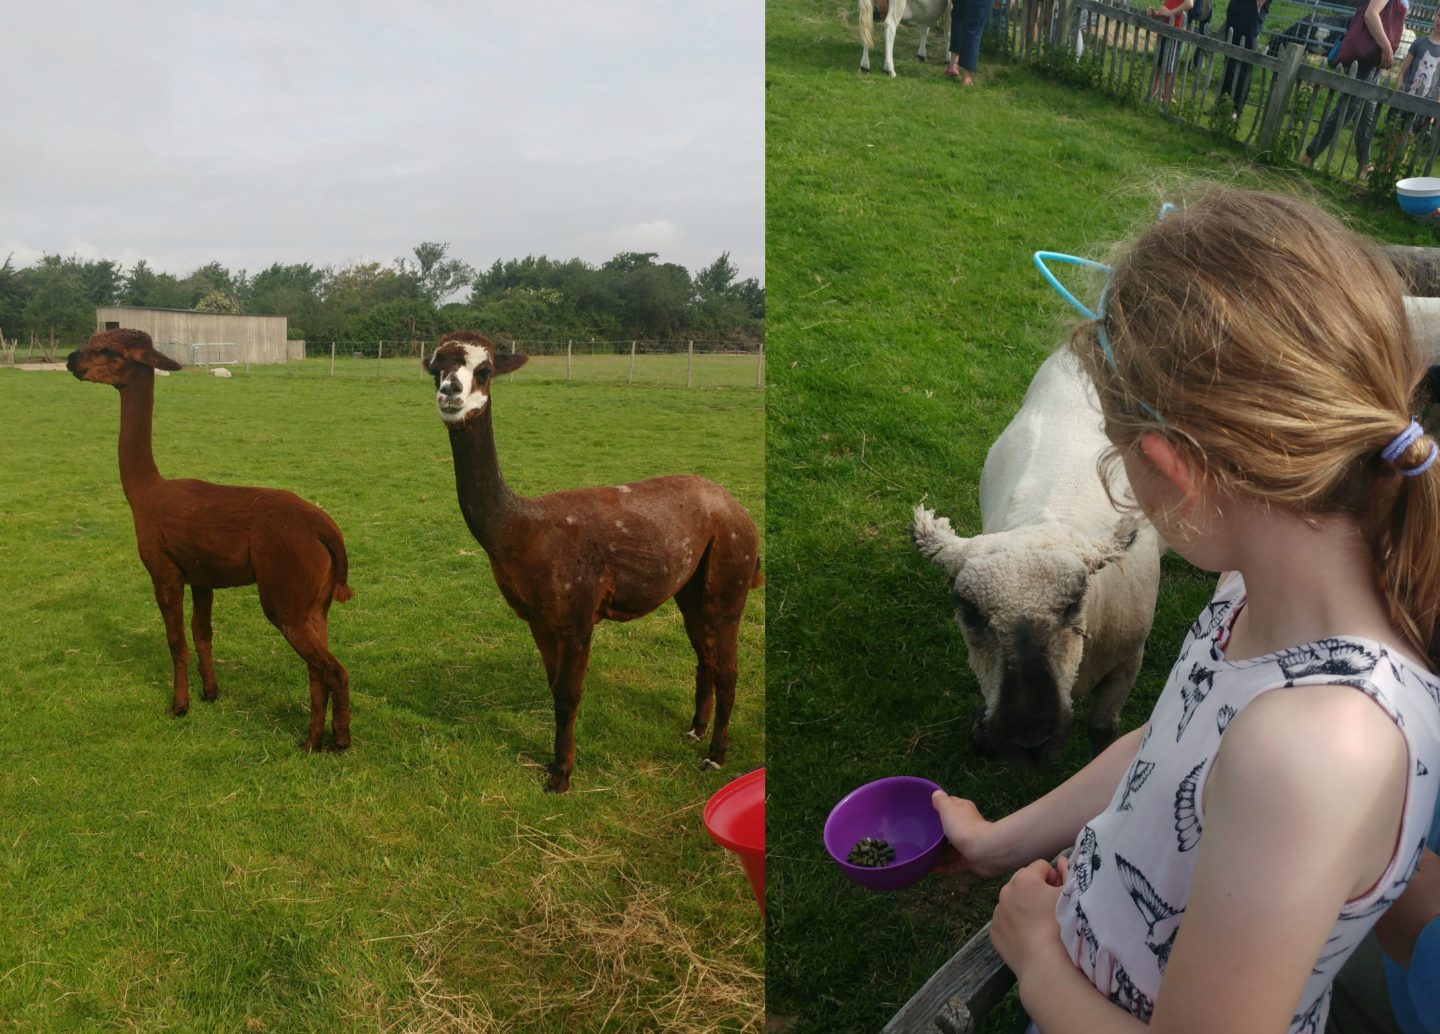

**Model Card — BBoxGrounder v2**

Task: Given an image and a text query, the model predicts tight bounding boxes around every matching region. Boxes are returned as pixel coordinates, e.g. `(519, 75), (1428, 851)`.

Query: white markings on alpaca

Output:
(617, 485), (631, 493)
(434, 343), (494, 424)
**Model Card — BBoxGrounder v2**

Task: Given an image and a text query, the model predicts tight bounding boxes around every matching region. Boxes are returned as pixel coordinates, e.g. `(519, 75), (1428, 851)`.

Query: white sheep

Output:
(912, 349), (1162, 763)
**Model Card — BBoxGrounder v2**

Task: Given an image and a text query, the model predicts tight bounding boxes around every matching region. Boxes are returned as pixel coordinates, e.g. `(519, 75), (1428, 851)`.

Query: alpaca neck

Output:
(447, 407), (522, 544)
(117, 371), (162, 501)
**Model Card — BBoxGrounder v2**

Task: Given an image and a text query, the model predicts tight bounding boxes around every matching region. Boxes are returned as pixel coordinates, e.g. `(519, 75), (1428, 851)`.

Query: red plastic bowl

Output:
(704, 767), (765, 913)
(824, 776), (947, 891)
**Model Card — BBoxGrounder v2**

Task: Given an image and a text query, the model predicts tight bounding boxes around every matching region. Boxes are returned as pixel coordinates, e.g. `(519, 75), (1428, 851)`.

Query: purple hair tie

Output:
(1382, 420), (1438, 476)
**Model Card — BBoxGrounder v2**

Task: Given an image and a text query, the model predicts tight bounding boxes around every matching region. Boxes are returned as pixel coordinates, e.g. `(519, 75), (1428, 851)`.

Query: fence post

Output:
(330, 341), (336, 378)
(567, 340), (572, 381)
(628, 340), (637, 384)
(1258, 43), (1306, 154)
(756, 340), (765, 389)
(687, 341), (694, 388)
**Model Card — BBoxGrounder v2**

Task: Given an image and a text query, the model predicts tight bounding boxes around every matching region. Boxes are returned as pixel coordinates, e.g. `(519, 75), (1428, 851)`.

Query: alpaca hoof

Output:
(684, 728), (704, 742)
(544, 777), (571, 794)
(300, 738), (323, 753)
(329, 740), (352, 753)
(699, 758), (723, 772)
(202, 690), (220, 703)
(171, 704), (188, 718)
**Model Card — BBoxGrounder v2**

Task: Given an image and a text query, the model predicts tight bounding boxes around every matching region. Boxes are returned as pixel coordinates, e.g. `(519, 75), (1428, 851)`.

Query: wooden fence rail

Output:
(1011, 0), (1440, 186)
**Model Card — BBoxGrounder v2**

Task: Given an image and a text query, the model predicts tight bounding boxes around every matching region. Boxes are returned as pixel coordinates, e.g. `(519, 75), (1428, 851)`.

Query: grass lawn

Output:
(764, 2), (1438, 1031)
(0, 360), (763, 1031)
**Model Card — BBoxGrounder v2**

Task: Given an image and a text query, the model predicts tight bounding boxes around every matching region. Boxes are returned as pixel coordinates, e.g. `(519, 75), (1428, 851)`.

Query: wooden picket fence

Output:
(1008, 0), (1440, 187)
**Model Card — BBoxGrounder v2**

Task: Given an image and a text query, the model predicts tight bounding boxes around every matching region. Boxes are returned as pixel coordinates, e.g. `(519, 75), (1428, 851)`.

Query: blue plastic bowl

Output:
(1398, 192), (1440, 216)
(1397, 177), (1440, 216)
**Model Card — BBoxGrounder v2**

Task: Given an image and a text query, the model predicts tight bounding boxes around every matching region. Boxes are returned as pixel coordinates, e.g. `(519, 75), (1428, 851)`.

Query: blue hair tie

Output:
(1382, 420), (1437, 476)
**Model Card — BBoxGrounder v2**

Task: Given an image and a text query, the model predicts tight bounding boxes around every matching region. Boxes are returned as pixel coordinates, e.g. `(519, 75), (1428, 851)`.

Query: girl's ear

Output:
(1138, 432), (1199, 500)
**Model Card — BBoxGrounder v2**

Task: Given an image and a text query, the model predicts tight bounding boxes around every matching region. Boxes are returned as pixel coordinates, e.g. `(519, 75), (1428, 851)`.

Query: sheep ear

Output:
(495, 352), (528, 376)
(911, 505), (974, 579)
(1085, 514), (1141, 574)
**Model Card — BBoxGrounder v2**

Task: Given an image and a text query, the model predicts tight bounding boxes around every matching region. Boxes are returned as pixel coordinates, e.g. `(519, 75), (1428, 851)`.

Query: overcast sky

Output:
(0, 2), (764, 293)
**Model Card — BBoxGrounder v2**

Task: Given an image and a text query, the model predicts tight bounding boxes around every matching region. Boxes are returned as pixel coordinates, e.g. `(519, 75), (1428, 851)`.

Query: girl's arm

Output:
(932, 725), (1146, 876)
(1364, 0), (1396, 67)
(998, 685), (1408, 1034)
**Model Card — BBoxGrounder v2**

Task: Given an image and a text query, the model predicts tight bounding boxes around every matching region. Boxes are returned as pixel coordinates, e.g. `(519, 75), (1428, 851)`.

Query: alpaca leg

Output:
(703, 622), (741, 772)
(543, 631), (593, 794)
(675, 580), (717, 742)
(192, 586), (220, 702)
(152, 579), (191, 717)
(279, 619), (350, 752)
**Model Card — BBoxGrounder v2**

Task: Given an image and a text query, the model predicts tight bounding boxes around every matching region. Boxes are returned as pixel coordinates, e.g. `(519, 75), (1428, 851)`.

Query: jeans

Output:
(950, 0), (989, 72)
(1305, 65), (1382, 167)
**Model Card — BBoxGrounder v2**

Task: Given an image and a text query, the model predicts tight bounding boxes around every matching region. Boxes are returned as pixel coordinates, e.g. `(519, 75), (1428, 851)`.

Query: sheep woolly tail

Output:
(910, 505), (959, 561)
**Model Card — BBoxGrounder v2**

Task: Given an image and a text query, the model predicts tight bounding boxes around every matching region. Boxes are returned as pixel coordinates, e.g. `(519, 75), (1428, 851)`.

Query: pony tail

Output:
(1375, 429), (1440, 667)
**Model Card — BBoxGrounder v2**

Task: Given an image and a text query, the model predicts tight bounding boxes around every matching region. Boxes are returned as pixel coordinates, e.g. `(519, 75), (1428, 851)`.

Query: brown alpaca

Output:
(423, 331), (762, 793)
(67, 329), (354, 751)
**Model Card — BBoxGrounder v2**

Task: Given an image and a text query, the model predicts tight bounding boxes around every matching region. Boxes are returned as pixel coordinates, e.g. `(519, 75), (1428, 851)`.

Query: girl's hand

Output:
(990, 859), (1069, 980)
(930, 791), (1007, 877)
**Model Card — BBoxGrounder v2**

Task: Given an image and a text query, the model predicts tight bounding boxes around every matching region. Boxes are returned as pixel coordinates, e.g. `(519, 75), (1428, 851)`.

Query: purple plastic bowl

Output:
(824, 776), (947, 891)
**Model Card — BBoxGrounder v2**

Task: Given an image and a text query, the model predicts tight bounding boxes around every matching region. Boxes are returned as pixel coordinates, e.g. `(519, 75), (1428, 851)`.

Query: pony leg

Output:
(152, 578), (191, 717)
(916, 26), (930, 61)
(192, 586), (220, 702)
(884, 19), (899, 75)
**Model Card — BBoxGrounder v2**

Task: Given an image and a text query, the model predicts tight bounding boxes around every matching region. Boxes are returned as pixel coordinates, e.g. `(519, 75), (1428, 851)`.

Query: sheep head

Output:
(913, 505), (1140, 763)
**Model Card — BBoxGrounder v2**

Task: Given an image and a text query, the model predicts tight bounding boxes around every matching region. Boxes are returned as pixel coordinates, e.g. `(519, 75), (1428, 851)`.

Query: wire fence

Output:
(297, 337), (765, 389)
(2, 335), (765, 389)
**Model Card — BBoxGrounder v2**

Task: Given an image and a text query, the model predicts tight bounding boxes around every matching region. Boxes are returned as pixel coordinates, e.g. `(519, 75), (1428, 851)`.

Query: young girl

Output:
(931, 189), (1440, 1033)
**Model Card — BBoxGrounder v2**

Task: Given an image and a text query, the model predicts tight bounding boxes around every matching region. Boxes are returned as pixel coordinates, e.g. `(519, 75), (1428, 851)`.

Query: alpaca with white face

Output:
(422, 331), (763, 793)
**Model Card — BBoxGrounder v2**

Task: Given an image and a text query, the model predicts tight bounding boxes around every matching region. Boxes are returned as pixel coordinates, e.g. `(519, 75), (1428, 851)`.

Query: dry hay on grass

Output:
(373, 825), (762, 1033)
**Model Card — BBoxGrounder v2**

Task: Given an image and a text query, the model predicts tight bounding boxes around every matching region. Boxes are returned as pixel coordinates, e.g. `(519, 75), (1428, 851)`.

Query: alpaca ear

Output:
(142, 347), (182, 372)
(421, 352), (439, 375)
(495, 352), (529, 376)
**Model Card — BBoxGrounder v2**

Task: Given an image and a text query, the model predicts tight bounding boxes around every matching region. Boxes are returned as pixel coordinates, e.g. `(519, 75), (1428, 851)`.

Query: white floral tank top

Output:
(1055, 574), (1440, 1031)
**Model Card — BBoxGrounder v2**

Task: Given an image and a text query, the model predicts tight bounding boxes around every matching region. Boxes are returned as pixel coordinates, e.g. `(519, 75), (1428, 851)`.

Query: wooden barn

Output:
(94, 306), (303, 366)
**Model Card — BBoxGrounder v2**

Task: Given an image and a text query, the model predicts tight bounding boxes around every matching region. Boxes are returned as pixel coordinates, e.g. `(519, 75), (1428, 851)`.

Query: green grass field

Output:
(764, 2), (1437, 1031)
(0, 361), (763, 1031)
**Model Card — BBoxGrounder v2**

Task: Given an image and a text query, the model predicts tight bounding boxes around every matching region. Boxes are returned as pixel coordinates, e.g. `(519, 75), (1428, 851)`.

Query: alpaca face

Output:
(422, 333), (529, 425)
(67, 329), (181, 386)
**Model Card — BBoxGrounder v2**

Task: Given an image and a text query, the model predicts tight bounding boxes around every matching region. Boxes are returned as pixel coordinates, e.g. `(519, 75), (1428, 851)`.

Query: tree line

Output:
(0, 243), (765, 354)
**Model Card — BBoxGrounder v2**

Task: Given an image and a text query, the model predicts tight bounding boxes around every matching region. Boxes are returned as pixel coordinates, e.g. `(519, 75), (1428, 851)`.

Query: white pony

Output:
(859, 0), (953, 77)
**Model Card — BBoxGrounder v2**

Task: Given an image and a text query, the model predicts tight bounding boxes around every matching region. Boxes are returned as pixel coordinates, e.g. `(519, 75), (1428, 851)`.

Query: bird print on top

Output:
(1053, 572), (1440, 1034)
(1216, 704), (1236, 736)
(1108, 961), (1156, 1022)
(1174, 761), (1204, 852)
(1118, 757), (1156, 812)
(1177, 664), (1216, 741)
(1071, 825), (1101, 893)
(1292, 991), (1327, 1034)
(1276, 640), (1379, 686)
(1115, 853), (1184, 943)
(1188, 599), (1232, 643)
